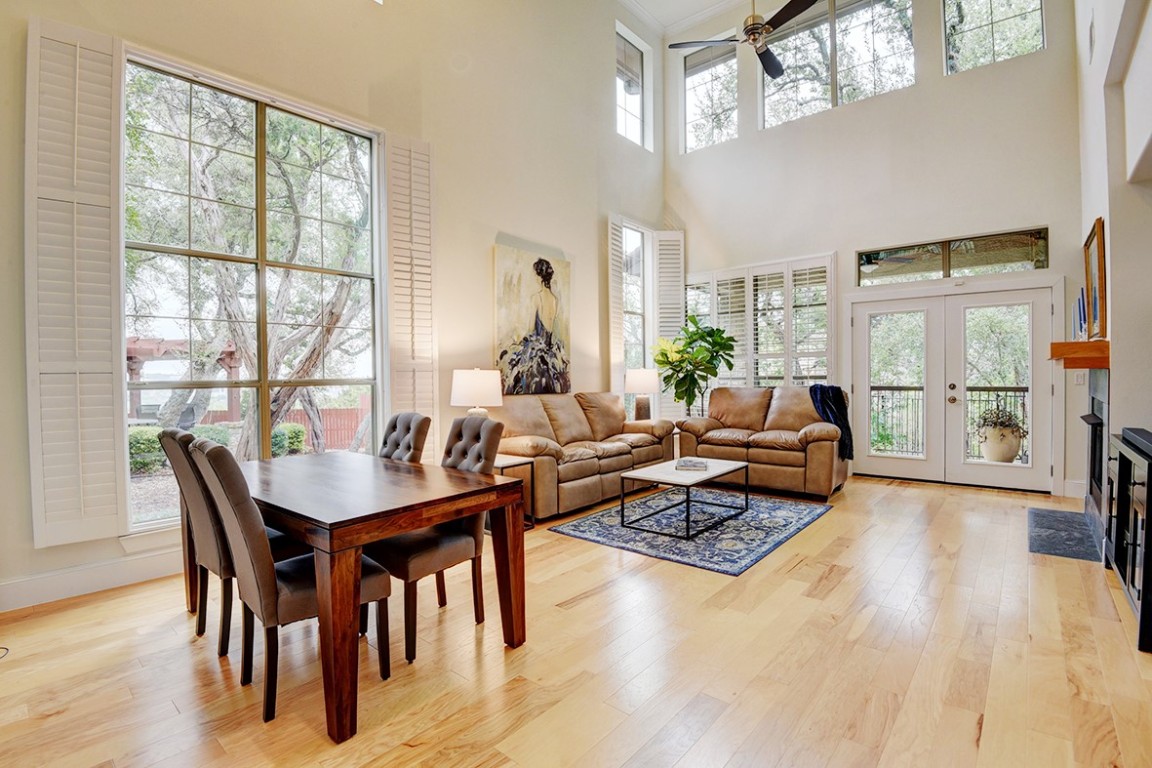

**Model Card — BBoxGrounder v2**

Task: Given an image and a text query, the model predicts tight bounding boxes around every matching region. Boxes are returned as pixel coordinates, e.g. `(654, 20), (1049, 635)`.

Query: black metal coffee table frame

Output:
(619, 462), (749, 540)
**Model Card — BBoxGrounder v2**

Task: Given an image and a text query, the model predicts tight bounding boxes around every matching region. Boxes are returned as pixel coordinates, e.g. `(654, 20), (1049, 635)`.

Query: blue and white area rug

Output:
(1027, 507), (1101, 562)
(551, 488), (831, 576)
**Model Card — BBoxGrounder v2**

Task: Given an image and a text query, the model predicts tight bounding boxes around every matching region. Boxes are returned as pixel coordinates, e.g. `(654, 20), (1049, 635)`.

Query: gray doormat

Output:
(1027, 508), (1101, 562)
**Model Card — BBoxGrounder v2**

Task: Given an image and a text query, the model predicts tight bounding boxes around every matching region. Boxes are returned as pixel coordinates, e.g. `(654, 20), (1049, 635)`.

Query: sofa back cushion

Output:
(488, 395), (556, 442)
(708, 387), (773, 432)
(540, 394), (595, 445)
(575, 392), (626, 441)
(762, 385), (822, 432)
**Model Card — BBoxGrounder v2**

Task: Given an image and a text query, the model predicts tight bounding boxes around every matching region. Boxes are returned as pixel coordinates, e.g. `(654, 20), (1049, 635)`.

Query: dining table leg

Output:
(487, 497), (527, 648)
(314, 546), (363, 743)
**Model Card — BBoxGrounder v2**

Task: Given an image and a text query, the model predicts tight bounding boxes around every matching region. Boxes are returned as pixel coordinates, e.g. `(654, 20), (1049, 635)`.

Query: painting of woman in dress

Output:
(495, 242), (571, 394)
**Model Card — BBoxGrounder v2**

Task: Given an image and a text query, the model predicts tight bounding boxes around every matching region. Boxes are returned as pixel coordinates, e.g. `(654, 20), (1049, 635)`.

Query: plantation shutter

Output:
(385, 135), (437, 431)
(791, 265), (830, 383)
(752, 269), (787, 387)
(607, 216), (625, 393)
(654, 230), (685, 420)
(713, 275), (748, 395)
(24, 18), (126, 547)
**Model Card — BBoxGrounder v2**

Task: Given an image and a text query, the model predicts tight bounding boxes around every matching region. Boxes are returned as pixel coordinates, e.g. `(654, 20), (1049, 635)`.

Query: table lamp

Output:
(625, 368), (660, 420)
(450, 368), (503, 418)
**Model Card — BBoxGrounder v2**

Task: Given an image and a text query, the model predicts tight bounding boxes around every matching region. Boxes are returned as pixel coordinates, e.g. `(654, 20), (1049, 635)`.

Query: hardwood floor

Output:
(2, 477), (1151, 767)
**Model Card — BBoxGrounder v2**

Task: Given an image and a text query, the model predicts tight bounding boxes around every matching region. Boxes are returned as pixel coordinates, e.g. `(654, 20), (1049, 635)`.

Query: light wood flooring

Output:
(2, 477), (1151, 767)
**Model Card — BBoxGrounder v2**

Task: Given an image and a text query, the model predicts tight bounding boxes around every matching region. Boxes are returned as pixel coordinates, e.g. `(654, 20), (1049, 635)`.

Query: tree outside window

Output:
(685, 47), (738, 152)
(945, 0), (1044, 74)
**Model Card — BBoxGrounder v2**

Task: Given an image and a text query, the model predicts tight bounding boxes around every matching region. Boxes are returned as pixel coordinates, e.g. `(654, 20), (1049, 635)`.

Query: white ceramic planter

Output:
(979, 427), (1022, 463)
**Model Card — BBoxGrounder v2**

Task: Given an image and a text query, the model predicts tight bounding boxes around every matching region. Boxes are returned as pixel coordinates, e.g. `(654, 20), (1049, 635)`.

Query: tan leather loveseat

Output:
(677, 386), (849, 499)
(488, 392), (675, 520)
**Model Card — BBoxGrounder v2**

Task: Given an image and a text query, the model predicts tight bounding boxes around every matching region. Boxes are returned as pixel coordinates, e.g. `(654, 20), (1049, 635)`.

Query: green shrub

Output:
(128, 426), (164, 474)
(280, 422), (306, 454)
(190, 423), (230, 447)
(271, 426), (288, 458)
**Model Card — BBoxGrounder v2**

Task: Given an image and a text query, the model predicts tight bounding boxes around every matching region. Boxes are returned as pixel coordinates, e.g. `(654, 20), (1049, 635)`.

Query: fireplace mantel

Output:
(1050, 339), (1110, 369)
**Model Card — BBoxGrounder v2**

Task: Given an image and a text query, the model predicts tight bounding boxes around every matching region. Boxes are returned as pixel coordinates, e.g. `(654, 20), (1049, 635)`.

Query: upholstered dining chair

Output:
(365, 416), (504, 663)
(159, 428), (310, 656)
(379, 412), (432, 462)
(188, 438), (393, 722)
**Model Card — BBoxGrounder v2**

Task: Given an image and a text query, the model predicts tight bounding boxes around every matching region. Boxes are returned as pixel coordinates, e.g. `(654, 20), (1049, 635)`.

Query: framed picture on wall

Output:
(1084, 217), (1106, 339)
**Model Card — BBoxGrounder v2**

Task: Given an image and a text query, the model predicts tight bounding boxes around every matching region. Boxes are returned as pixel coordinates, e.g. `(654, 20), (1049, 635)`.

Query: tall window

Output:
(616, 32), (644, 146)
(622, 225), (650, 414)
(685, 46), (738, 152)
(124, 63), (377, 527)
(945, 0), (1045, 74)
(764, 0), (914, 129)
(687, 259), (831, 397)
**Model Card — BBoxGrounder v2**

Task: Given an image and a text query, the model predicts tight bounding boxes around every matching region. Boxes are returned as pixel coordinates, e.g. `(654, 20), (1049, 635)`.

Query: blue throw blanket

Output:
(809, 384), (854, 460)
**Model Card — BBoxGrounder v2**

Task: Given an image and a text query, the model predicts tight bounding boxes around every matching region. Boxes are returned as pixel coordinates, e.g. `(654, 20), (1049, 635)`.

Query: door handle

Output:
(947, 396), (958, 404)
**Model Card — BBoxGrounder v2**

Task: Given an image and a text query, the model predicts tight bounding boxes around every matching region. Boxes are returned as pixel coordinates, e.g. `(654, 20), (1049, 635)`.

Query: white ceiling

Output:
(624, 0), (751, 34)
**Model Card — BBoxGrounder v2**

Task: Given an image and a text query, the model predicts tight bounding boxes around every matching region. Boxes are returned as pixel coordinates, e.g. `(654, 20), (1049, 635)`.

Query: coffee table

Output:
(619, 458), (750, 540)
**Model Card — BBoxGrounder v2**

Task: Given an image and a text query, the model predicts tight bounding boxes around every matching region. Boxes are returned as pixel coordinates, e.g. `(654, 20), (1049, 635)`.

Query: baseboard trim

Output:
(0, 548), (182, 613)
(1061, 480), (1087, 500)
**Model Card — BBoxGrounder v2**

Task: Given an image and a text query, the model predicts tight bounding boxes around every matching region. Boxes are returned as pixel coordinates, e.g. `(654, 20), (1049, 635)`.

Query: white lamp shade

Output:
(625, 368), (661, 394)
(450, 369), (504, 408)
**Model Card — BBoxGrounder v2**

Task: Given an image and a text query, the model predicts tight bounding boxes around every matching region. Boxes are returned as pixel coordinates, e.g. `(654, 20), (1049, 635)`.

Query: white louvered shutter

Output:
(607, 216), (625, 393)
(385, 135), (437, 434)
(654, 230), (685, 420)
(25, 19), (125, 547)
(713, 275), (748, 395)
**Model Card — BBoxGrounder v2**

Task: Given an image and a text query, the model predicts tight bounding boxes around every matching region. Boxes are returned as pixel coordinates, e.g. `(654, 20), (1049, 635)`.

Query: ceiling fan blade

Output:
(764, 0), (821, 30)
(668, 37), (740, 49)
(757, 46), (785, 79)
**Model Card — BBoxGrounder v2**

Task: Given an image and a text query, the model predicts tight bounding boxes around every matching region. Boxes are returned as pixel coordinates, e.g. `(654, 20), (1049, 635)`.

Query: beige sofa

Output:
(677, 386), (849, 499)
(488, 392), (675, 520)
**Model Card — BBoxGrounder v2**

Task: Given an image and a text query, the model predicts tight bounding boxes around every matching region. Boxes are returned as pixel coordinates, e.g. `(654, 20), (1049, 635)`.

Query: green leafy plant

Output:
(975, 403), (1029, 442)
(189, 423), (230, 447)
(280, 422), (307, 454)
(270, 426), (289, 458)
(127, 426), (164, 474)
(652, 315), (736, 416)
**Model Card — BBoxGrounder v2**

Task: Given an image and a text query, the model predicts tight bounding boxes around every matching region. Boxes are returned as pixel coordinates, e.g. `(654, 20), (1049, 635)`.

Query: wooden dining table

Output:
(235, 451), (527, 743)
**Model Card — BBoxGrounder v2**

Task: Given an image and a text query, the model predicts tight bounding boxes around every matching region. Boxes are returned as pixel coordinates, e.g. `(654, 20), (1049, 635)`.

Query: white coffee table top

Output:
(622, 458), (748, 487)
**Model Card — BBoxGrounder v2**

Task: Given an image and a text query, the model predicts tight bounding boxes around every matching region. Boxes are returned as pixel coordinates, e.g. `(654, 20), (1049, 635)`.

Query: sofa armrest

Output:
(623, 419), (675, 440)
(798, 422), (841, 446)
(676, 417), (724, 438)
(498, 435), (564, 461)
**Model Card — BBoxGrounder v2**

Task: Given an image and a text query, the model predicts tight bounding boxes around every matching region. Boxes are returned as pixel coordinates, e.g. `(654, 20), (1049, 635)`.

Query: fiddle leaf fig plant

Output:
(652, 315), (736, 416)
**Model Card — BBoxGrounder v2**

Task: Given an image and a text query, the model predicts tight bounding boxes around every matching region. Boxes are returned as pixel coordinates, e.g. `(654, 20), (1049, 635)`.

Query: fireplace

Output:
(1083, 369), (1109, 548)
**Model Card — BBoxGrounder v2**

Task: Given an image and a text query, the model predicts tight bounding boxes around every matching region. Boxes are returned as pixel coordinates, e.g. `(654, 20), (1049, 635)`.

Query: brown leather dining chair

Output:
(379, 412), (432, 462)
(188, 437), (393, 722)
(365, 416), (504, 663)
(159, 428), (309, 655)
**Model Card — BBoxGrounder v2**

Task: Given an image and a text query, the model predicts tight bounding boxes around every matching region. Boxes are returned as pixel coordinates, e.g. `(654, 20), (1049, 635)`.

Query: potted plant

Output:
(652, 315), (736, 416)
(975, 402), (1029, 462)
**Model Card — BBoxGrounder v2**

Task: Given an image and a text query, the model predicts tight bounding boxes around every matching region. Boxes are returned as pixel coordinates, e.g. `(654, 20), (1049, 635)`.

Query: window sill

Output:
(119, 524), (181, 555)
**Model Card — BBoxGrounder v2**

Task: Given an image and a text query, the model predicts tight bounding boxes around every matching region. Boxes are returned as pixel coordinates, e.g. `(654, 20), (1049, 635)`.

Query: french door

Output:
(851, 288), (1052, 491)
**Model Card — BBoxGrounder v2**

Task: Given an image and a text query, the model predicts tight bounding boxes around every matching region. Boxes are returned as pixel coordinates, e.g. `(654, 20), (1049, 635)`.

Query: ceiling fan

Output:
(668, 0), (820, 79)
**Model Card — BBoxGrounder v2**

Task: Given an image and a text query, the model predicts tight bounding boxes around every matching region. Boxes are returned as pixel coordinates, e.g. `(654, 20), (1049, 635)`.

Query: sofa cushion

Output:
(708, 388), (773, 432)
(568, 440), (632, 459)
(749, 430), (804, 451)
(748, 447), (807, 467)
(699, 428), (756, 447)
(677, 417), (724, 438)
(631, 444), (665, 465)
(598, 453), (633, 473)
(557, 447), (598, 482)
(489, 396), (557, 442)
(606, 432), (659, 449)
(575, 392), (626, 441)
(498, 434), (564, 461)
(540, 395), (595, 445)
(762, 385), (823, 432)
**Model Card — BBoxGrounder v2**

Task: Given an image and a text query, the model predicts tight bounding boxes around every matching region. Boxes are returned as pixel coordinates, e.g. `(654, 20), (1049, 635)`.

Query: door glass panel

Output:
(964, 303), (1031, 465)
(868, 311), (925, 456)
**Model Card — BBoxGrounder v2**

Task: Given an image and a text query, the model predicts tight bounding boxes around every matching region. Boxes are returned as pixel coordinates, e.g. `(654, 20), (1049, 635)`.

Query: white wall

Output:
(0, 0), (664, 608)
(1073, 0), (1152, 434)
(663, 0), (1086, 486)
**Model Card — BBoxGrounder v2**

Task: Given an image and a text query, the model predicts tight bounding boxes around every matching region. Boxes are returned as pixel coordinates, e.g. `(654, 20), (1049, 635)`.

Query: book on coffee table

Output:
(675, 457), (708, 471)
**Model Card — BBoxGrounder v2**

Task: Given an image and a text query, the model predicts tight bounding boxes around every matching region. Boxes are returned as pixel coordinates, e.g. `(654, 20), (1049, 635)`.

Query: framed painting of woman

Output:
(494, 240), (571, 394)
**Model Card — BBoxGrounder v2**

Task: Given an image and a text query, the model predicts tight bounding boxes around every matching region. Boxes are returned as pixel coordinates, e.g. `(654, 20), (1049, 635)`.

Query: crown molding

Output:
(618, 0), (665, 32)
(665, 0), (747, 37)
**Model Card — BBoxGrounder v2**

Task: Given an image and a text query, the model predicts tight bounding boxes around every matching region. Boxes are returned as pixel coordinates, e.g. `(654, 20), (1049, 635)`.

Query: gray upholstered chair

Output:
(188, 438), (393, 722)
(365, 416), (504, 663)
(159, 428), (309, 655)
(379, 412), (431, 462)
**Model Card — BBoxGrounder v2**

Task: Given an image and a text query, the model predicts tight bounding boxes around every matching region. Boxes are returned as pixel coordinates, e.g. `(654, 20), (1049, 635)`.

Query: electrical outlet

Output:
(1074, 371), (1087, 385)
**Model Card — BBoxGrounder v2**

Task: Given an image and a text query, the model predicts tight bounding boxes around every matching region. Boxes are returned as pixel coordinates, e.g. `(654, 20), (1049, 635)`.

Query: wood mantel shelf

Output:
(1050, 339), (1110, 369)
